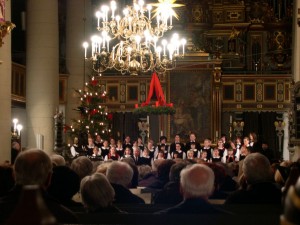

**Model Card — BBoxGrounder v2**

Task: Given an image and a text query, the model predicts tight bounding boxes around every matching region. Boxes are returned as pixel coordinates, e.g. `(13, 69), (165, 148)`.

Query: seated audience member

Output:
(281, 176), (300, 225)
(138, 165), (152, 181)
(70, 156), (93, 203)
(153, 162), (187, 204)
(0, 149), (78, 224)
(80, 173), (123, 213)
(50, 154), (66, 167)
(281, 162), (300, 201)
(70, 156), (93, 181)
(156, 164), (229, 214)
(0, 164), (15, 197)
(95, 161), (112, 175)
(206, 163), (237, 199)
(121, 157), (139, 188)
(138, 159), (163, 187)
(106, 161), (145, 204)
(11, 141), (21, 164)
(47, 166), (82, 208)
(147, 159), (176, 190)
(225, 153), (282, 204)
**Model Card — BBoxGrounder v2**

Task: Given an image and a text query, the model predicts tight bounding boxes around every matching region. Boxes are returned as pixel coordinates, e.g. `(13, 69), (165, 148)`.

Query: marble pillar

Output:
(65, 0), (91, 144)
(0, 0), (12, 162)
(26, 0), (59, 153)
(293, 0), (300, 82)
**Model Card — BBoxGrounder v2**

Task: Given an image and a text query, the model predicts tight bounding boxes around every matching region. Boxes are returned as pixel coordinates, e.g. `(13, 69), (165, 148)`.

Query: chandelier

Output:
(83, 0), (186, 75)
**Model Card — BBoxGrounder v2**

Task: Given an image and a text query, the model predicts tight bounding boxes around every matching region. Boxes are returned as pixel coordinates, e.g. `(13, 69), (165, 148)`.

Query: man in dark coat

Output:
(0, 149), (78, 224)
(106, 161), (145, 204)
(156, 164), (230, 214)
(225, 153), (281, 204)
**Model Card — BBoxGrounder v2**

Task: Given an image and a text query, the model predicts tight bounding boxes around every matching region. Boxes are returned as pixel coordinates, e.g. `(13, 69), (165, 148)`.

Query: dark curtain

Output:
(111, 112), (140, 142)
(243, 112), (278, 159)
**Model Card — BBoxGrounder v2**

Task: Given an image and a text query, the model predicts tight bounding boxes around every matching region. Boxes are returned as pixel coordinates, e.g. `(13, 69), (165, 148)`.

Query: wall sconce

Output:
(12, 118), (22, 140)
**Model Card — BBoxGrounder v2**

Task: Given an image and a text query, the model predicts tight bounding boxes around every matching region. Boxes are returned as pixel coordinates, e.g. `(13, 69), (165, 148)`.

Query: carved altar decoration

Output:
(133, 72), (175, 116)
(0, 0), (15, 47)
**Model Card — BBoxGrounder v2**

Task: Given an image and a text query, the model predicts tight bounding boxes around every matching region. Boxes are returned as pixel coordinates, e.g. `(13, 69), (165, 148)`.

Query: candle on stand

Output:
(13, 118), (18, 133)
(230, 115), (232, 124)
(147, 115), (149, 124)
(216, 131), (218, 138)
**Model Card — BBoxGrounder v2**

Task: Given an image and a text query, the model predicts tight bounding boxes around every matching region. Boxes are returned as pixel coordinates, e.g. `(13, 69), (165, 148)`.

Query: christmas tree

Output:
(65, 74), (112, 146)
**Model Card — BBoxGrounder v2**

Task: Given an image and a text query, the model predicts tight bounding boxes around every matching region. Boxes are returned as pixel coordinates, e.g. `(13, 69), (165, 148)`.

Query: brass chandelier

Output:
(83, 0), (186, 75)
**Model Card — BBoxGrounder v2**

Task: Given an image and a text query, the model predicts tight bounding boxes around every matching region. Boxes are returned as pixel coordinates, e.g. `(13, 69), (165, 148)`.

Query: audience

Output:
(70, 156), (93, 180)
(80, 173), (123, 213)
(225, 153), (282, 204)
(156, 164), (229, 214)
(0, 163), (14, 197)
(50, 154), (66, 167)
(153, 161), (187, 204)
(106, 161), (145, 204)
(47, 165), (82, 208)
(0, 148), (78, 224)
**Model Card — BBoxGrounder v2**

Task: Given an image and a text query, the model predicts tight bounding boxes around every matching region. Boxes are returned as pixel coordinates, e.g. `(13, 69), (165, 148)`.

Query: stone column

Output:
(26, 0), (59, 153)
(293, 0), (300, 82)
(283, 112), (289, 160)
(65, 0), (91, 144)
(0, 0), (12, 162)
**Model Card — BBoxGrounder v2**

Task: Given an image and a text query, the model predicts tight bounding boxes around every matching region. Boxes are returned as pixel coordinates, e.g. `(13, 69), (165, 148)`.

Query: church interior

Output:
(2, 0), (300, 224)
(1, 0), (297, 161)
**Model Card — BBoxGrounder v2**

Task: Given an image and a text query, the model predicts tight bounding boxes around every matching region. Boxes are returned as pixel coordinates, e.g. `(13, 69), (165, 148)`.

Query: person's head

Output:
(117, 140), (122, 147)
(189, 133), (196, 141)
(88, 137), (94, 145)
(124, 147), (131, 155)
(243, 136), (250, 146)
(80, 173), (115, 212)
(173, 152), (179, 159)
(14, 149), (53, 187)
(160, 136), (167, 143)
(249, 132), (257, 142)
(50, 154), (66, 167)
(227, 148), (234, 156)
(92, 146), (99, 155)
(190, 143), (196, 150)
(47, 166), (80, 202)
(137, 137), (143, 144)
(138, 164), (152, 180)
(221, 134), (227, 143)
(175, 143), (182, 151)
(95, 134), (102, 142)
(169, 162), (187, 183)
(242, 153), (273, 184)
(213, 148), (220, 157)
(262, 142), (269, 150)
(109, 146), (116, 155)
(240, 145), (250, 156)
(203, 138), (211, 147)
(124, 136), (131, 143)
(235, 137), (242, 144)
(217, 139), (224, 148)
(12, 141), (21, 151)
(187, 150), (194, 159)
(157, 150), (165, 159)
(106, 161), (133, 188)
(201, 151), (208, 159)
(174, 134), (180, 143)
(133, 146), (140, 157)
(103, 140), (109, 147)
(142, 148), (150, 157)
(180, 164), (214, 200)
(70, 156), (93, 180)
(147, 139), (154, 148)
(110, 138), (116, 146)
(157, 159), (176, 181)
